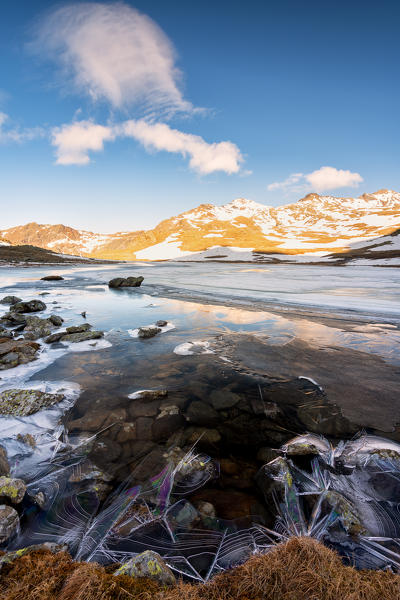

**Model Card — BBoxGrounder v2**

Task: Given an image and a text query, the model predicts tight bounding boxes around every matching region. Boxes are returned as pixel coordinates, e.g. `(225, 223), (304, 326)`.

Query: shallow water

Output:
(2, 263), (400, 570)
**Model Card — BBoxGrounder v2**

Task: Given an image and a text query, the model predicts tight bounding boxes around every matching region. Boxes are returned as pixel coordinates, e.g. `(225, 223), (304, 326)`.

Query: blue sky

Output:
(0, 0), (399, 232)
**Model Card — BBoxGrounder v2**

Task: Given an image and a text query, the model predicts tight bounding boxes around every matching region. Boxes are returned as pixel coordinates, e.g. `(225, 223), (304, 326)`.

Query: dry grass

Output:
(0, 538), (399, 600)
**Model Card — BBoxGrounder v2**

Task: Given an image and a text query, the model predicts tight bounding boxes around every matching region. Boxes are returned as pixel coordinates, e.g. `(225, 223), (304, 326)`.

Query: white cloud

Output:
(120, 120), (243, 175)
(268, 166), (363, 193)
(51, 120), (115, 165)
(305, 166), (363, 191)
(0, 112), (43, 143)
(51, 118), (243, 174)
(35, 2), (193, 115)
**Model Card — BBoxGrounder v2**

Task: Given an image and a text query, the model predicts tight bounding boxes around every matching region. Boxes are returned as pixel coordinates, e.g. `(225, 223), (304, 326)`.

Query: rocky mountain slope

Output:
(1, 189), (400, 261)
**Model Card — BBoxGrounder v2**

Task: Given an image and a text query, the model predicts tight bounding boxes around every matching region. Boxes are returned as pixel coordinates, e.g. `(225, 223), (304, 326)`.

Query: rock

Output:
(0, 447), (10, 476)
(132, 390), (168, 401)
(61, 330), (104, 343)
(32, 492), (45, 508)
(155, 320), (168, 327)
(186, 427), (222, 445)
(115, 422), (137, 443)
(81, 311), (87, 318)
(68, 411), (107, 432)
(0, 326), (12, 339)
(0, 389), (64, 416)
(195, 500), (216, 520)
(114, 550), (175, 585)
(44, 332), (64, 344)
(152, 413), (185, 442)
(0, 340), (40, 370)
(108, 276), (144, 288)
(0, 312), (27, 326)
(186, 400), (219, 426)
(138, 326), (161, 339)
(40, 275), (64, 281)
(0, 543), (66, 569)
(0, 477), (26, 503)
(16, 433), (36, 449)
(0, 505), (19, 544)
(12, 300), (47, 313)
(135, 417), (154, 440)
(0, 296), (21, 305)
(89, 438), (121, 464)
(49, 315), (64, 326)
(23, 316), (55, 340)
(65, 323), (92, 334)
(210, 389), (241, 410)
(257, 447), (280, 463)
(128, 400), (159, 419)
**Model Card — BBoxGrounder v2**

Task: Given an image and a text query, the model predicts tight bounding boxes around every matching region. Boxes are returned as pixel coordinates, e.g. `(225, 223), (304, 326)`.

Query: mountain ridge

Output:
(2, 189), (400, 261)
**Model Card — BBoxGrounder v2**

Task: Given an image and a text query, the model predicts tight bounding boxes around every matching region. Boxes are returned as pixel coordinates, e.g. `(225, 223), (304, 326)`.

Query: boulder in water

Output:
(108, 276), (144, 288)
(40, 275), (64, 281)
(12, 300), (46, 313)
(138, 326), (161, 339)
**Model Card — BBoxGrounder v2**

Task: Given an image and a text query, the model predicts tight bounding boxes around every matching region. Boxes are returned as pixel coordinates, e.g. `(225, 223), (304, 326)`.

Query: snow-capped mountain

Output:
(1, 189), (400, 261)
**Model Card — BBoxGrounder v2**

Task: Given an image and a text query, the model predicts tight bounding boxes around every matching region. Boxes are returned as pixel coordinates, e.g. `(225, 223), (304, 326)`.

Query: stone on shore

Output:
(0, 477), (26, 503)
(108, 276), (144, 288)
(23, 316), (56, 340)
(0, 296), (21, 305)
(0, 339), (40, 370)
(12, 300), (46, 313)
(0, 388), (65, 416)
(0, 505), (19, 544)
(114, 550), (175, 585)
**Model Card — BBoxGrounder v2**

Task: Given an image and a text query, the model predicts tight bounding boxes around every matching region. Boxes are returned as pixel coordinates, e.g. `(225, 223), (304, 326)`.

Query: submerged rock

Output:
(138, 326), (161, 339)
(0, 339), (40, 370)
(40, 275), (64, 281)
(114, 550), (175, 585)
(0, 477), (26, 503)
(0, 388), (65, 416)
(108, 276), (144, 288)
(0, 296), (21, 305)
(0, 505), (19, 544)
(12, 300), (46, 313)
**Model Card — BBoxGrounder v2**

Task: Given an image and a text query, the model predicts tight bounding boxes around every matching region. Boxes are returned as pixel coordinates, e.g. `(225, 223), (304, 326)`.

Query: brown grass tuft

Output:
(0, 538), (399, 600)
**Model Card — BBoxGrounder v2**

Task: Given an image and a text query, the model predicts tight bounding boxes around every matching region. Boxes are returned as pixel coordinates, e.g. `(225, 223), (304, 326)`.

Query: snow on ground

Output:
(175, 246), (256, 261)
(135, 235), (195, 260)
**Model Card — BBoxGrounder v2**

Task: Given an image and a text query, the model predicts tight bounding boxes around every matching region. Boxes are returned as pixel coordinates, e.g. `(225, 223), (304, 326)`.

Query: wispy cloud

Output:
(51, 119), (243, 174)
(268, 166), (364, 193)
(0, 112), (43, 144)
(35, 2), (194, 115)
(120, 120), (243, 175)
